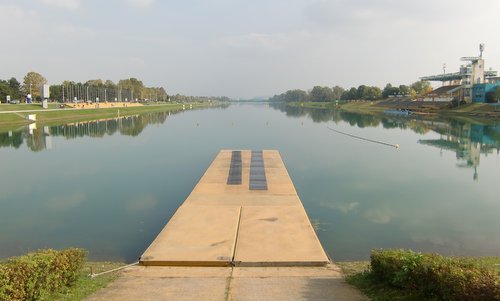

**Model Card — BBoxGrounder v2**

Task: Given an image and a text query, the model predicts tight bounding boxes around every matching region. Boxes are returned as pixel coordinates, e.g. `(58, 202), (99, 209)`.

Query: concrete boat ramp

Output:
(86, 150), (367, 300)
(140, 149), (329, 267)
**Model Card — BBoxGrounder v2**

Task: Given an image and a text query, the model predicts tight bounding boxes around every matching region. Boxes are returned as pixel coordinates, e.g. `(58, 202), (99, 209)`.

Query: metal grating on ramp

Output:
(249, 150), (267, 190)
(227, 151), (242, 185)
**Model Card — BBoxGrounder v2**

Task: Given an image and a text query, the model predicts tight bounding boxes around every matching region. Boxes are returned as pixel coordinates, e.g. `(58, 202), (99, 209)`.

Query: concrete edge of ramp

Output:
(140, 260), (233, 267)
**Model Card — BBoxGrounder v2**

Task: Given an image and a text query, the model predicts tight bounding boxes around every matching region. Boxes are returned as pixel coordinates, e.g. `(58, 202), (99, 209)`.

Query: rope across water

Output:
(327, 127), (400, 149)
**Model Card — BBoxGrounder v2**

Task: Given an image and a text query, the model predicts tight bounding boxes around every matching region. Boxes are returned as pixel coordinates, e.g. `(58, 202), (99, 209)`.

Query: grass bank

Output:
(285, 100), (500, 120)
(337, 251), (500, 301)
(287, 101), (385, 113)
(53, 261), (126, 301)
(0, 103), (61, 111)
(0, 102), (213, 131)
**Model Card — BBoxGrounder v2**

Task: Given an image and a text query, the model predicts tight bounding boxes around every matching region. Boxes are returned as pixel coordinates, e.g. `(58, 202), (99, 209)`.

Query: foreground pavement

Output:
(86, 264), (368, 301)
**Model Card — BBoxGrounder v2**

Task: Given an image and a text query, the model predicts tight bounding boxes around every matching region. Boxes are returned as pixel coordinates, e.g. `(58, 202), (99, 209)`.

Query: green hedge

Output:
(370, 249), (500, 301)
(0, 248), (86, 301)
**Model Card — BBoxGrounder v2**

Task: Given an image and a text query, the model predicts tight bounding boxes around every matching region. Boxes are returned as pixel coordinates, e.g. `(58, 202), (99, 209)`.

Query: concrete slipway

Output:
(140, 150), (329, 267)
(86, 150), (368, 300)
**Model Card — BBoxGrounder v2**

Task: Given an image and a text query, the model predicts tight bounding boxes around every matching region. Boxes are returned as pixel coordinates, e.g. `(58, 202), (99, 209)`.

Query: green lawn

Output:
(53, 261), (126, 301)
(0, 103), (60, 111)
(0, 102), (211, 131)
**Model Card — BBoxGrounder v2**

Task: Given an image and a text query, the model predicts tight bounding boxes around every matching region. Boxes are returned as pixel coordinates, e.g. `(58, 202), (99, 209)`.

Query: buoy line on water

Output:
(327, 126), (400, 149)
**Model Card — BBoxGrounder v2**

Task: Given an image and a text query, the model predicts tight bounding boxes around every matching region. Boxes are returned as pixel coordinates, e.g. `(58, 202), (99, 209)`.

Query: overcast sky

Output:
(1, 0), (499, 98)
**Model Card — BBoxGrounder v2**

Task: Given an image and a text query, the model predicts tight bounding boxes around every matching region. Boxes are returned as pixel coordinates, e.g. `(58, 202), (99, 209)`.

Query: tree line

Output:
(1, 71), (230, 103)
(0, 71), (168, 102)
(269, 81), (433, 103)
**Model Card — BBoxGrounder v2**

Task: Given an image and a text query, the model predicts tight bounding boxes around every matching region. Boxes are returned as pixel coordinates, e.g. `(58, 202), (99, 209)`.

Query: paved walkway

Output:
(86, 264), (368, 301)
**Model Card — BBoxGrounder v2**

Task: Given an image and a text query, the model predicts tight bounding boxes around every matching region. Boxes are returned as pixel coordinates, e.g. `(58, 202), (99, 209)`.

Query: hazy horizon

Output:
(1, 0), (499, 98)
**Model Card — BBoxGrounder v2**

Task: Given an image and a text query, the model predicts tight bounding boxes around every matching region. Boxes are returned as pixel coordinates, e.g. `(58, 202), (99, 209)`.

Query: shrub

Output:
(370, 249), (500, 301)
(0, 248), (86, 300)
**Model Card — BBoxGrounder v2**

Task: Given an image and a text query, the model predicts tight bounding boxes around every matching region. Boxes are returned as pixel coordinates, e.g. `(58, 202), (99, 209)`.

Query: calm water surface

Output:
(1, 103), (499, 262)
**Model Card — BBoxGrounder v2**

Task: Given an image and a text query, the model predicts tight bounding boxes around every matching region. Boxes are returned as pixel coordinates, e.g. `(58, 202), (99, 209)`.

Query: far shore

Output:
(283, 100), (500, 121)
(0, 101), (215, 131)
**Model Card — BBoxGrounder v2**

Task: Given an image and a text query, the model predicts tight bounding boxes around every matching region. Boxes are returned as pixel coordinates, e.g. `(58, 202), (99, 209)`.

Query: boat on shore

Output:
(384, 109), (412, 116)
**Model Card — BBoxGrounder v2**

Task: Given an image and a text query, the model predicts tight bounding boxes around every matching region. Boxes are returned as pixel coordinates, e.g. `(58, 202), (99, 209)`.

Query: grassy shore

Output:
(286, 100), (500, 120)
(337, 257), (500, 301)
(0, 103), (62, 111)
(0, 102), (212, 131)
(53, 261), (125, 301)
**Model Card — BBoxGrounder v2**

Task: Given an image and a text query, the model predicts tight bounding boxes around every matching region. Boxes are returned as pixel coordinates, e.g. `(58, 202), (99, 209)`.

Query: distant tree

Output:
(409, 89), (417, 98)
(0, 78), (22, 102)
(62, 80), (76, 86)
(365, 86), (382, 100)
(310, 86), (333, 102)
(23, 71), (47, 99)
(157, 87), (168, 101)
(399, 85), (411, 96)
(382, 83), (400, 98)
(411, 80), (432, 96)
(341, 87), (359, 100)
(104, 80), (116, 88)
(50, 85), (63, 102)
(269, 93), (285, 102)
(86, 79), (104, 87)
(8, 77), (21, 99)
(332, 86), (345, 100)
(0, 80), (10, 102)
(357, 85), (370, 100)
(285, 89), (309, 102)
(118, 78), (144, 100)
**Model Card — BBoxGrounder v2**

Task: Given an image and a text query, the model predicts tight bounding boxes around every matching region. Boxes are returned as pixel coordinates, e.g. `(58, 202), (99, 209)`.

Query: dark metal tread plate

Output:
(249, 150), (267, 190)
(227, 151), (242, 185)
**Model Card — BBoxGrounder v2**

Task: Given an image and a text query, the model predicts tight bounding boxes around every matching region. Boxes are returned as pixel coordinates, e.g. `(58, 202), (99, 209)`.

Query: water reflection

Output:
(270, 103), (500, 181)
(0, 110), (180, 152)
(419, 122), (500, 181)
(1, 103), (498, 261)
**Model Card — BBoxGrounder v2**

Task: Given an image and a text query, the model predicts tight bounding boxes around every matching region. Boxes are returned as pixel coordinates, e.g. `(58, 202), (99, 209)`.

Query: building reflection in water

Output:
(269, 103), (500, 182)
(419, 123), (500, 181)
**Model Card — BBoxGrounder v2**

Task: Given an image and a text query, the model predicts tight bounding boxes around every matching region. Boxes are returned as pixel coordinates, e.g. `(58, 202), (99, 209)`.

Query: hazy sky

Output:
(1, 0), (499, 98)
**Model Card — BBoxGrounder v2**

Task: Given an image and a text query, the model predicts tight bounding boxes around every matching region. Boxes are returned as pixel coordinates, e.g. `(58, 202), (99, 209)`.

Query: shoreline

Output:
(0, 102), (216, 131)
(284, 100), (500, 122)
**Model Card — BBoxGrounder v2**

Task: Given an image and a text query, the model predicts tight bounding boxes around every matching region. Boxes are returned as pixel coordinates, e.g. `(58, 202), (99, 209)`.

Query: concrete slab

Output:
(232, 264), (344, 278)
(234, 206), (329, 266)
(122, 266), (232, 278)
(140, 205), (241, 266)
(86, 276), (228, 301)
(140, 150), (329, 267)
(85, 265), (368, 301)
(228, 276), (367, 301)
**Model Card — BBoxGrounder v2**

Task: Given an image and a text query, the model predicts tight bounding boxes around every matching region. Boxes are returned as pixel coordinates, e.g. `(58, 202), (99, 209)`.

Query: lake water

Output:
(1, 103), (499, 262)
